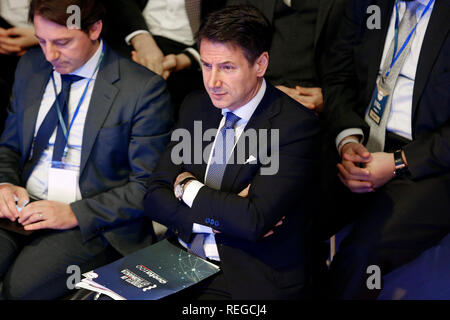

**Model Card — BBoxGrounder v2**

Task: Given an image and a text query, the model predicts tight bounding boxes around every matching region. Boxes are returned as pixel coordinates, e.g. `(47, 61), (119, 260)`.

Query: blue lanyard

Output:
(50, 42), (105, 160)
(384, 0), (434, 78)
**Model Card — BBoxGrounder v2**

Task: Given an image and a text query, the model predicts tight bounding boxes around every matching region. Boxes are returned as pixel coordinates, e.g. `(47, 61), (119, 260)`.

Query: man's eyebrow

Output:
(34, 35), (72, 42)
(200, 59), (235, 65)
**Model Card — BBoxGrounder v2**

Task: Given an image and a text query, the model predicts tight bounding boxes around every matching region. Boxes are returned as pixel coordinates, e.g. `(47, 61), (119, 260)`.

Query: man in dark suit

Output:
(0, 0), (172, 299)
(144, 5), (320, 299)
(226, 0), (346, 114)
(322, 0), (450, 299)
(104, 0), (226, 118)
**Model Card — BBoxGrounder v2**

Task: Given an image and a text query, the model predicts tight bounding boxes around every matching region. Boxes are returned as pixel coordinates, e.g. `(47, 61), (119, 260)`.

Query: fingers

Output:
(237, 184), (251, 198)
(338, 172), (374, 193)
(162, 70), (171, 80)
(295, 86), (322, 96)
(337, 161), (370, 180)
(0, 188), (18, 221)
(296, 95), (316, 110)
(263, 216), (285, 238)
(24, 220), (47, 231)
(162, 54), (176, 70)
(342, 143), (371, 163)
(20, 212), (44, 227)
(0, 41), (22, 54)
(14, 187), (30, 209)
(18, 201), (43, 225)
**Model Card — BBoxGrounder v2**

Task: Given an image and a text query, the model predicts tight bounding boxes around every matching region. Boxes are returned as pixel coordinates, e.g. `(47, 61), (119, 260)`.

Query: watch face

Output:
(175, 184), (183, 199)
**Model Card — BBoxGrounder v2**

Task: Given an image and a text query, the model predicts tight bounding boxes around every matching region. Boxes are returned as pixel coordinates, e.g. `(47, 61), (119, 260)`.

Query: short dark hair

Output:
(196, 5), (272, 65)
(29, 0), (105, 33)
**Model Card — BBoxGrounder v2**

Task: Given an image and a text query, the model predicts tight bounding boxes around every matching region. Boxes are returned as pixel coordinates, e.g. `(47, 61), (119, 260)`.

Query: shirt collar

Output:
(401, 0), (433, 8)
(221, 78), (267, 123)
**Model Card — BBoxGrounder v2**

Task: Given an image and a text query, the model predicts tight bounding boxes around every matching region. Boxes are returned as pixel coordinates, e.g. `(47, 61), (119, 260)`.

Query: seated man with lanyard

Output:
(0, 0), (172, 299)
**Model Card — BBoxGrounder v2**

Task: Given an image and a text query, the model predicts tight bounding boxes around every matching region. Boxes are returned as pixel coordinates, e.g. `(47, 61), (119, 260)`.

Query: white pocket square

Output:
(244, 155), (257, 164)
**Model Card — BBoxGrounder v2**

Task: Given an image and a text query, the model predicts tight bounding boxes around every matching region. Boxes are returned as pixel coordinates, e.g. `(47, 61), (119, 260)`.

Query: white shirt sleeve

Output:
(125, 30), (150, 45)
(335, 128), (364, 151)
(181, 179), (204, 208)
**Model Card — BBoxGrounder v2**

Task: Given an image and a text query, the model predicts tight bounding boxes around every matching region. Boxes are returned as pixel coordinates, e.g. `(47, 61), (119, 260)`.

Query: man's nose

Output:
(208, 68), (221, 89)
(43, 43), (60, 62)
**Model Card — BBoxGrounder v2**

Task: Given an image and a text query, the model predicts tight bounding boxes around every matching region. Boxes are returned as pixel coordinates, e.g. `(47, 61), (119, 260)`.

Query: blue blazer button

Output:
(210, 218), (215, 225)
(214, 221), (220, 227)
(205, 218), (210, 224)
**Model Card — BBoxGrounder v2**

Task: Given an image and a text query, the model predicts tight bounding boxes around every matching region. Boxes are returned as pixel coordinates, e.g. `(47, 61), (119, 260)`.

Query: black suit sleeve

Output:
(0, 80), (22, 186)
(108, 0), (149, 41)
(321, 0), (370, 137)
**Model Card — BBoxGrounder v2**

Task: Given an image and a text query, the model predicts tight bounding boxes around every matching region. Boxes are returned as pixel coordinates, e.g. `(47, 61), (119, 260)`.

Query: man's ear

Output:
(88, 20), (103, 41)
(254, 52), (269, 77)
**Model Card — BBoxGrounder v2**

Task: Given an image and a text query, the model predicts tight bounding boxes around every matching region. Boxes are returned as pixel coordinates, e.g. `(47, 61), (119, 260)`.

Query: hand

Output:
(295, 86), (324, 113)
(237, 184), (251, 198)
(365, 152), (396, 189)
(19, 200), (78, 231)
(276, 85), (324, 113)
(0, 27), (37, 55)
(162, 53), (192, 80)
(173, 171), (196, 193)
(337, 141), (374, 193)
(130, 33), (165, 76)
(263, 216), (285, 238)
(0, 184), (29, 221)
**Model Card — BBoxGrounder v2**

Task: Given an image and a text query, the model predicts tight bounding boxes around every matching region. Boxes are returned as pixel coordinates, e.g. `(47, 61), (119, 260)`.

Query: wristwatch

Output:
(393, 149), (409, 177)
(174, 177), (196, 201)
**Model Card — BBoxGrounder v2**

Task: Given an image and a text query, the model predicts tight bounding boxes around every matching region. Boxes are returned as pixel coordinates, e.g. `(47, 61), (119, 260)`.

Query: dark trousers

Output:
(327, 133), (450, 299)
(0, 228), (121, 300)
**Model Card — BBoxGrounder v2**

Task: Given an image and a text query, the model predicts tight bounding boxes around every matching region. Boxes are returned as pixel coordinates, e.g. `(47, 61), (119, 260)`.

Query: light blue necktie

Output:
(205, 112), (241, 190)
(188, 112), (241, 258)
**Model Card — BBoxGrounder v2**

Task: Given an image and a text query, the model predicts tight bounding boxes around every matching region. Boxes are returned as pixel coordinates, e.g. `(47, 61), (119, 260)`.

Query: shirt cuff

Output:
(335, 128), (364, 151)
(192, 223), (214, 233)
(182, 180), (204, 208)
(184, 47), (201, 69)
(283, 0), (292, 7)
(125, 30), (150, 46)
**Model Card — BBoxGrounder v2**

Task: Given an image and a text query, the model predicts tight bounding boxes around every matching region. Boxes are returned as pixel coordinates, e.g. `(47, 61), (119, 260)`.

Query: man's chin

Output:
(209, 94), (230, 109)
(52, 64), (73, 75)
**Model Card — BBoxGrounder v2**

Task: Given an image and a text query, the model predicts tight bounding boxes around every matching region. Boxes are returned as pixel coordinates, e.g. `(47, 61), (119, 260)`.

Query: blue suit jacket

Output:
(0, 44), (173, 255)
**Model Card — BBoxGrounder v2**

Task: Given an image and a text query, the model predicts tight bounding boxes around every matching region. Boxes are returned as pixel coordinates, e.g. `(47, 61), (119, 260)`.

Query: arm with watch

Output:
(337, 134), (410, 193)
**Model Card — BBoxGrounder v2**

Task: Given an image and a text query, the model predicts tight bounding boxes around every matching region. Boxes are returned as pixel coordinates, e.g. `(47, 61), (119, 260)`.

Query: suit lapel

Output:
(220, 83), (281, 191)
(22, 58), (53, 165)
(79, 46), (119, 176)
(412, 0), (450, 125)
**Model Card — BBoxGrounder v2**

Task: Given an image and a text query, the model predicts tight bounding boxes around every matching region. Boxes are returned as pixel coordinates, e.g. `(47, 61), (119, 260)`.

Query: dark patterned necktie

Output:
(23, 74), (84, 181)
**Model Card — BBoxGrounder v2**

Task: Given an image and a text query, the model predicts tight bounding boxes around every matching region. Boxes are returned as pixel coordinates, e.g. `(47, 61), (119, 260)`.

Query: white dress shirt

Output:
(0, 0), (33, 28)
(336, 0), (435, 149)
(26, 40), (103, 201)
(125, 0), (201, 67)
(179, 79), (267, 261)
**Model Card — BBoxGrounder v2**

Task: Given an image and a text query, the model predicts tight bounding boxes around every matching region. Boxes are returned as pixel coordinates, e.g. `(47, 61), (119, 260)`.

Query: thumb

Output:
(14, 187), (30, 208)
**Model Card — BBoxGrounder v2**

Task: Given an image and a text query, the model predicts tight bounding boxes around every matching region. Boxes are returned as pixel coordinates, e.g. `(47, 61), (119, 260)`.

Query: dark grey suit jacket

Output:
(0, 44), (173, 255)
